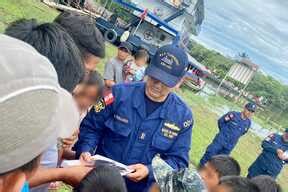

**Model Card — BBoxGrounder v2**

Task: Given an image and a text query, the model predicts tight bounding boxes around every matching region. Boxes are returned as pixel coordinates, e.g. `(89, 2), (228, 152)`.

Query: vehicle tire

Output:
(104, 29), (117, 43)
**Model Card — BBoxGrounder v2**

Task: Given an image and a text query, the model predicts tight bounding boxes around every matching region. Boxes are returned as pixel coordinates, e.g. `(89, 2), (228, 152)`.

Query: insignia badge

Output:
(94, 90), (114, 113)
(94, 99), (105, 113)
(164, 122), (180, 131)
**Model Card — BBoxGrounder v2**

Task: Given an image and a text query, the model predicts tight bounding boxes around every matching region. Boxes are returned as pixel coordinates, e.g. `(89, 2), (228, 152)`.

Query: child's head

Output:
(117, 42), (132, 61)
(199, 155), (241, 191)
(74, 164), (127, 192)
(250, 175), (282, 192)
(134, 49), (149, 67)
(74, 71), (104, 111)
(214, 176), (260, 192)
(55, 11), (105, 71)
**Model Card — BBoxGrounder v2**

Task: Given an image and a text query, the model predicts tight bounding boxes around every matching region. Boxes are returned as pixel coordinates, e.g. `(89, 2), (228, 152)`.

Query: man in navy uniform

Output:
(74, 45), (193, 192)
(200, 103), (256, 166)
(248, 128), (288, 179)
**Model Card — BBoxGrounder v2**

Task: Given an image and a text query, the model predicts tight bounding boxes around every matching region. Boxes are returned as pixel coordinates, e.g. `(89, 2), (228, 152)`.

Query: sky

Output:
(195, 0), (288, 83)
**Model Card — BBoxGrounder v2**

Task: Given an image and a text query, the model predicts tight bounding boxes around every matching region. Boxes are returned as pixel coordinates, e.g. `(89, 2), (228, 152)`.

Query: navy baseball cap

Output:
(145, 44), (188, 88)
(245, 102), (257, 112)
(118, 42), (133, 54)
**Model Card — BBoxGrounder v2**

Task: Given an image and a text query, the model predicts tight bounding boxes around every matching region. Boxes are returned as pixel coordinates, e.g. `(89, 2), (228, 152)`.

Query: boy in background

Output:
(104, 42), (133, 88)
(214, 176), (260, 192)
(250, 175), (282, 192)
(123, 49), (149, 82)
(199, 155), (241, 192)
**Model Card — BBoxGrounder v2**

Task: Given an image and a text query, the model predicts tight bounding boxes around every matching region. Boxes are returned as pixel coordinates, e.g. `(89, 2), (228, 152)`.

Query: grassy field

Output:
(0, 0), (287, 191)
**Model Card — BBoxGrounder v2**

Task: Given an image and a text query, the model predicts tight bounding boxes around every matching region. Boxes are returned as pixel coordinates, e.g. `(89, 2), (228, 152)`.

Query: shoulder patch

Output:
(94, 99), (106, 113)
(94, 90), (114, 113)
(183, 119), (193, 128)
(265, 133), (275, 141)
(103, 91), (114, 106)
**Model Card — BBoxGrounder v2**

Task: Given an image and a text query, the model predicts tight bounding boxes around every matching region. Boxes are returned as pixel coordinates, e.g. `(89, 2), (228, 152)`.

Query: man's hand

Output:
(80, 152), (92, 162)
(277, 149), (284, 160)
(127, 164), (149, 182)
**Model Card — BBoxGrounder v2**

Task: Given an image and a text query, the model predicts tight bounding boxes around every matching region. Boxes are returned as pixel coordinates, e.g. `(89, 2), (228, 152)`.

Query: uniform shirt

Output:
(256, 133), (288, 176)
(103, 57), (124, 84)
(217, 111), (251, 149)
(74, 82), (193, 191)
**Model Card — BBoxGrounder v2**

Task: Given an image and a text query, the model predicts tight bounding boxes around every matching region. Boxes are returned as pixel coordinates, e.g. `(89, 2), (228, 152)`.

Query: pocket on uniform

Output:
(152, 134), (175, 151)
(104, 118), (132, 138)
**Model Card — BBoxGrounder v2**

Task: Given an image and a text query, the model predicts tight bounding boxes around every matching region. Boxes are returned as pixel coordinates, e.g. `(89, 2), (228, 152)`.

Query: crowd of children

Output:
(0, 10), (283, 192)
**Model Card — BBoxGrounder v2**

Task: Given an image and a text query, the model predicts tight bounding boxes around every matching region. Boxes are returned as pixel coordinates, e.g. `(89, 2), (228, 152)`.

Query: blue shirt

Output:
(217, 111), (251, 149)
(74, 82), (193, 192)
(21, 182), (29, 192)
(255, 133), (288, 176)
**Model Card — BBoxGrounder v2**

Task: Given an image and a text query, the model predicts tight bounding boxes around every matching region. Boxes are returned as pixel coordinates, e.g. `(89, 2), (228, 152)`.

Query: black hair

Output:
(134, 49), (149, 61)
(80, 70), (104, 96)
(74, 164), (127, 192)
(251, 175), (282, 192)
(220, 176), (260, 192)
(209, 155), (241, 177)
(5, 19), (84, 93)
(54, 11), (105, 59)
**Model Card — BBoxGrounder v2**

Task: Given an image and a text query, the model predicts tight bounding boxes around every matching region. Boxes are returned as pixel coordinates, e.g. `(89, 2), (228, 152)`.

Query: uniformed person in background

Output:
(74, 44), (193, 192)
(200, 103), (257, 166)
(247, 128), (288, 179)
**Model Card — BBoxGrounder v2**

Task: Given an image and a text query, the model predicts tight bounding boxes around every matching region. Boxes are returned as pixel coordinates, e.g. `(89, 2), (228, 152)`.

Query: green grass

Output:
(0, 0), (287, 190)
(0, 0), (59, 32)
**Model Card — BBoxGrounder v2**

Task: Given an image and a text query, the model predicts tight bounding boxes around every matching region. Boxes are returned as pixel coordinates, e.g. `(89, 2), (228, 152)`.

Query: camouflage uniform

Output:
(152, 156), (207, 192)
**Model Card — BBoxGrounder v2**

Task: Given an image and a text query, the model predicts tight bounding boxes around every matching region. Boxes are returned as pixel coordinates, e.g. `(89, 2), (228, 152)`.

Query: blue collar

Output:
(132, 83), (171, 120)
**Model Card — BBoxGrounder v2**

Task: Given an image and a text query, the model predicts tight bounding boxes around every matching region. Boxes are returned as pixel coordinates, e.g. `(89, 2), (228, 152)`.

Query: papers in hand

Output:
(61, 154), (134, 176)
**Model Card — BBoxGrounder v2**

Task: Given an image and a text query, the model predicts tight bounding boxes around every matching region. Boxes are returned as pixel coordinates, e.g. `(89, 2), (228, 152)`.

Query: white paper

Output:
(61, 155), (134, 176)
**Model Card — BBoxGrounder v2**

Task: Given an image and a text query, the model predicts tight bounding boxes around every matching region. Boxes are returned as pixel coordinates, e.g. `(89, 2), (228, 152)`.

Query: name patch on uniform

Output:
(161, 128), (178, 139)
(114, 114), (129, 124)
(162, 121), (180, 139)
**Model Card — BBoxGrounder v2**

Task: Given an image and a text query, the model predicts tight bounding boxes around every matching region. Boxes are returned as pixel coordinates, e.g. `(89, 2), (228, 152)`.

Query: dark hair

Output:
(251, 175), (282, 192)
(5, 19), (84, 93)
(220, 176), (260, 192)
(209, 155), (241, 177)
(80, 70), (104, 96)
(74, 164), (127, 192)
(54, 11), (105, 59)
(134, 49), (149, 61)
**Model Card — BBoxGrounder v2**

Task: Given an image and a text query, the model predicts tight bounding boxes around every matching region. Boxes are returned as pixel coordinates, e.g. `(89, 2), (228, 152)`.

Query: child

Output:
(74, 164), (127, 192)
(199, 155), (241, 192)
(250, 175), (282, 192)
(59, 71), (104, 160)
(73, 70), (104, 120)
(214, 176), (260, 192)
(123, 49), (149, 82)
(104, 42), (133, 87)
